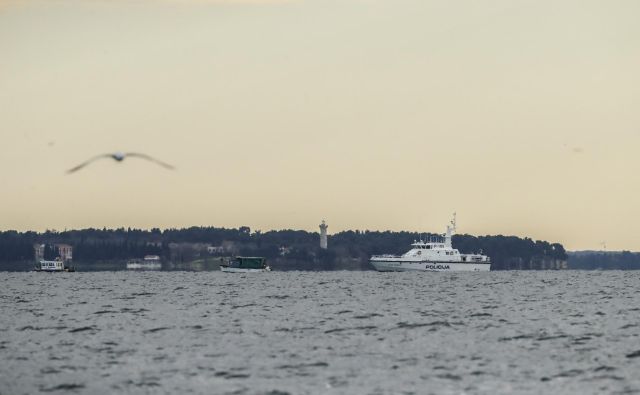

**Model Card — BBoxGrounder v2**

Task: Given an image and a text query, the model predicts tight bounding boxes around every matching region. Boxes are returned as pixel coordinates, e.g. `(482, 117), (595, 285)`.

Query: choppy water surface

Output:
(1, 271), (639, 394)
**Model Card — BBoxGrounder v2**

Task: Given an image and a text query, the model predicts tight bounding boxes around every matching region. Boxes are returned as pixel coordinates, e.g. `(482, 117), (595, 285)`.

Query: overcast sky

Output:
(1, 0), (639, 250)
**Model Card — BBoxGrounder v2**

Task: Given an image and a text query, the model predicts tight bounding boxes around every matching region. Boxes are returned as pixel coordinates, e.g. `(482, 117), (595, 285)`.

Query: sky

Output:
(1, 0), (639, 250)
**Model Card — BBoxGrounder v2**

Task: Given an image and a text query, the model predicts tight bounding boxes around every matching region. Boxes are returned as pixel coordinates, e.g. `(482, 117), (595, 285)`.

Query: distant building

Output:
(33, 243), (73, 262)
(279, 246), (291, 256)
(220, 241), (236, 254)
(169, 241), (236, 262)
(319, 220), (328, 249)
(56, 244), (73, 262)
(34, 244), (45, 261)
(207, 245), (225, 254)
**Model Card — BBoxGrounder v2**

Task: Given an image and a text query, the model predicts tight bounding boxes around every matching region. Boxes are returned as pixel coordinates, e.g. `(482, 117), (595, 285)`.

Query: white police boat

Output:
(370, 214), (490, 272)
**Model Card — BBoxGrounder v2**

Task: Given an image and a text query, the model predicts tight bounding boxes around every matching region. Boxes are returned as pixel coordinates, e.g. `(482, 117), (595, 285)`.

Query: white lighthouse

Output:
(319, 220), (328, 249)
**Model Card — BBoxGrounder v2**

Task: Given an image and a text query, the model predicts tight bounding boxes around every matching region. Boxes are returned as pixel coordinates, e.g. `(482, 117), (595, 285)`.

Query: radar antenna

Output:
(451, 212), (457, 234)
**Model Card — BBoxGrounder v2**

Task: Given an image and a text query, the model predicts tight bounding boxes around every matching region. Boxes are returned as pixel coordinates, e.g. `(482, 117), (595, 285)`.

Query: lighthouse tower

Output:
(319, 220), (328, 249)
(444, 212), (456, 249)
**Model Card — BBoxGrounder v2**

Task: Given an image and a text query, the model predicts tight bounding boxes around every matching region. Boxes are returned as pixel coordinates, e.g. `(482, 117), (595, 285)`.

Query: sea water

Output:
(1, 271), (639, 394)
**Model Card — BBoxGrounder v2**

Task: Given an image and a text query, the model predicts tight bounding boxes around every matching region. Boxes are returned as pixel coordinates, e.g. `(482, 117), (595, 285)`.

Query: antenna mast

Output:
(451, 212), (457, 234)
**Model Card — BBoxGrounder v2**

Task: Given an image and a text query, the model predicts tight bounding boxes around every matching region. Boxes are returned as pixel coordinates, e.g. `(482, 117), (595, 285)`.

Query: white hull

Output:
(126, 263), (161, 270)
(220, 266), (271, 273)
(370, 259), (490, 272)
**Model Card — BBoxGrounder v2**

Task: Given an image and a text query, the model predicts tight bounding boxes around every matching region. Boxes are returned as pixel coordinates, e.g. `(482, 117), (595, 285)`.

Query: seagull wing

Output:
(66, 154), (114, 174)
(125, 153), (175, 170)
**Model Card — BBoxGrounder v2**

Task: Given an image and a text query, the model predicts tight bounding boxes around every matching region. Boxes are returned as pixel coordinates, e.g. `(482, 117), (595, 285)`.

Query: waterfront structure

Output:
(56, 244), (73, 262)
(207, 245), (225, 254)
(319, 220), (328, 249)
(33, 243), (73, 263)
(34, 244), (45, 262)
(279, 246), (291, 256)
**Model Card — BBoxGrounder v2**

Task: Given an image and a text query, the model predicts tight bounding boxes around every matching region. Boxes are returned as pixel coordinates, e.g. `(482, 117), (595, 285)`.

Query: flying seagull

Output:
(66, 152), (175, 174)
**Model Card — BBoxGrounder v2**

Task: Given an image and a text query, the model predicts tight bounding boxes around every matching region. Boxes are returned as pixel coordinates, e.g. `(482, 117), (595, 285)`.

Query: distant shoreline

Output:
(2, 226), (572, 271)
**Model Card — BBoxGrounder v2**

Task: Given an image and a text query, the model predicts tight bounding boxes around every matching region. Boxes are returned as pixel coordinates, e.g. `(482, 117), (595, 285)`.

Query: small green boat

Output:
(220, 257), (270, 273)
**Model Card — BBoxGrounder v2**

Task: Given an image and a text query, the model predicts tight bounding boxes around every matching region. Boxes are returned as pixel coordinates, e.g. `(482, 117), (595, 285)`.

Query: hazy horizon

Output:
(2, 0), (639, 250)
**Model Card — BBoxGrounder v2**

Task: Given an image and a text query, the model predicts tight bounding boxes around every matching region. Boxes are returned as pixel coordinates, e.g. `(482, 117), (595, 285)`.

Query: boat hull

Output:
(35, 260), (73, 272)
(33, 267), (75, 272)
(220, 266), (271, 273)
(370, 259), (490, 272)
(126, 263), (162, 271)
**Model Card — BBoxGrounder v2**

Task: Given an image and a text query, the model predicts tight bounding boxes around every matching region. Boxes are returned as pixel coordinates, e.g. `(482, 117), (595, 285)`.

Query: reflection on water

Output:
(1, 271), (639, 394)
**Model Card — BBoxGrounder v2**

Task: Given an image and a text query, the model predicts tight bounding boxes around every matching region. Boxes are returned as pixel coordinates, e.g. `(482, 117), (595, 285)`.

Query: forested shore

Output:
(0, 226), (569, 271)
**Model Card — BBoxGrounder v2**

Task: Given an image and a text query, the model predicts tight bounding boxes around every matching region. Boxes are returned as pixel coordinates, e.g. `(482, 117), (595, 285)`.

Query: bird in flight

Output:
(66, 152), (175, 174)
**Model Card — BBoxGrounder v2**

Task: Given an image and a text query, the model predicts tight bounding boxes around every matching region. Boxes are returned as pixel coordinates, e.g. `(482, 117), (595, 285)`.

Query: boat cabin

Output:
(227, 257), (268, 269)
(38, 259), (65, 272)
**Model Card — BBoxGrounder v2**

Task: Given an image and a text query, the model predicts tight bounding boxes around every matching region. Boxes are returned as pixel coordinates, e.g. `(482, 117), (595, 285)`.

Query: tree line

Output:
(0, 226), (567, 271)
(568, 251), (640, 270)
